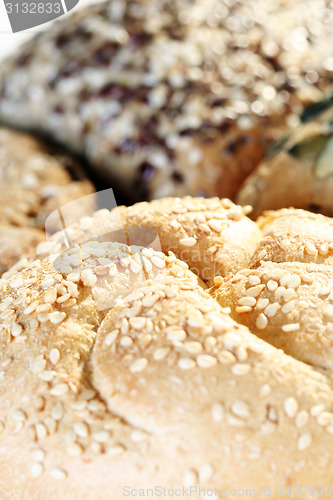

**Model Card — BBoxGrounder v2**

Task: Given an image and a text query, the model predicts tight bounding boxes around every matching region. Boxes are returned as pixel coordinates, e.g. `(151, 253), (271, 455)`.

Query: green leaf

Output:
(301, 95), (333, 123)
(314, 136), (333, 179)
(288, 134), (332, 160)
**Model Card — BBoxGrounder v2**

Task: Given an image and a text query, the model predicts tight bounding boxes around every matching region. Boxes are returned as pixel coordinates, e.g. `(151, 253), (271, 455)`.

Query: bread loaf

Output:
(2, 198), (333, 498)
(0, 0), (332, 201)
(238, 96), (333, 217)
(0, 127), (95, 275)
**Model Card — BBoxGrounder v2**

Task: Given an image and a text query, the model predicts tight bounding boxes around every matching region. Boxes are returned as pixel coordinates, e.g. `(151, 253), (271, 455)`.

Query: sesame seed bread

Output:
(0, 225), (45, 277)
(0, 0), (332, 201)
(0, 127), (95, 275)
(37, 197), (261, 287)
(2, 199), (333, 497)
(237, 97), (333, 217)
(250, 208), (333, 268)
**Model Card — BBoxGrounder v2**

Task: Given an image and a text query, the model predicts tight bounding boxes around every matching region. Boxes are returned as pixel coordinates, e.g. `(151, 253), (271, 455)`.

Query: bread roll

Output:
(2, 232), (333, 498)
(2, 198), (333, 498)
(237, 97), (333, 217)
(250, 208), (333, 268)
(211, 261), (333, 371)
(38, 197), (261, 286)
(0, 127), (95, 275)
(0, 0), (332, 201)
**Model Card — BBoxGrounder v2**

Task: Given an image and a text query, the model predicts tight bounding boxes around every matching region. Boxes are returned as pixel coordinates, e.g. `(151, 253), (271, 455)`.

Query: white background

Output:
(0, 0), (99, 61)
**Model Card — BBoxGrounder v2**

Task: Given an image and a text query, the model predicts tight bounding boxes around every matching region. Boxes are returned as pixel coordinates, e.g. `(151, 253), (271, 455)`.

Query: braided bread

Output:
(1, 197), (333, 498)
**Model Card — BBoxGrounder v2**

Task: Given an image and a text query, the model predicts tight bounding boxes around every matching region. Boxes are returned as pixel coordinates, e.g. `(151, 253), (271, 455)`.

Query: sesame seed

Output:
(93, 430), (109, 443)
(238, 296), (256, 307)
(264, 303), (280, 318)
(197, 354), (217, 368)
(199, 464), (214, 482)
(310, 404), (325, 417)
(256, 298), (269, 310)
(130, 358), (148, 373)
(167, 329), (187, 342)
(81, 270), (97, 287)
(104, 330), (119, 346)
(218, 351), (237, 364)
(317, 412), (333, 426)
(129, 260), (141, 274)
(35, 423), (48, 440)
(280, 238), (291, 250)
(142, 293), (160, 308)
(246, 285), (265, 297)
(231, 363), (251, 375)
(57, 293), (71, 304)
(259, 384), (271, 398)
(283, 288), (297, 302)
(184, 341), (203, 354)
(267, 280), (278, 292)
(183, 470), (197, 487)
(305, 242), (317, 256)
(212, 403), (224, 422)
(50, 468), (67, 480)
(179, 237), (197, 247)
(73, 422), (89, 438)
(129, 317), (146, 330)
(231, 400), (250, 418)
(207, 219), (223, 232)
(281, 301), (295, 314)
(24, 302), (38, 315)
(43, 287), (57, 304)
(50, 383), (69, 396)
(49, 348), (60, 365)
(11, 323), (23, 337)
(248, 276), (261, 286)
(31, 448), (46, 462)
(51, 403), (63, 421)
(282, 323), (300, 332)
(298, 433), (312, 451)
(256, 313), (268, 330)
(295, 411), (309, 428)
(280, 274), (301, 289)
(178, 357), (196, 370)
(31, 356), (47, 373)
(235, 306), (252, 314)
(151, 256), (166, 269)
(49, 311), (66, 324)
(235, 346), (248, 362)
(131, 430), (147, 442)
(119, 336), (133, 347)
(31, 463), (44, 478)
(153, 347), (170, 361)
(284, 397), (298, 418)
(13, 409), (26, 421)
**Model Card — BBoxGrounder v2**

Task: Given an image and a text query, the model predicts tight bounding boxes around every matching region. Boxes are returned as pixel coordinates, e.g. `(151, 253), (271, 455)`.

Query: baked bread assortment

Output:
(0, 0), (332, 200)
(238, 95), (333, 217)
(0, 127), (95, 276)
(1, 198), (333, 498)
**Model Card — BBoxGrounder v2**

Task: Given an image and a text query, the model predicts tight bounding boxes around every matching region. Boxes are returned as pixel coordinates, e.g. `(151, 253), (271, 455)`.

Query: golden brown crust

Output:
(0, 127), (95, 275)
(3, 201), (333, 498)
(250, 208), (333, 267)
(237, 102), (333, 217)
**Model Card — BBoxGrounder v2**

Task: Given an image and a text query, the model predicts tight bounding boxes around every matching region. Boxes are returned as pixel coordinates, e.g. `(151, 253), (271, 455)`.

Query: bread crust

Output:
(2, 201), (333, 498)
